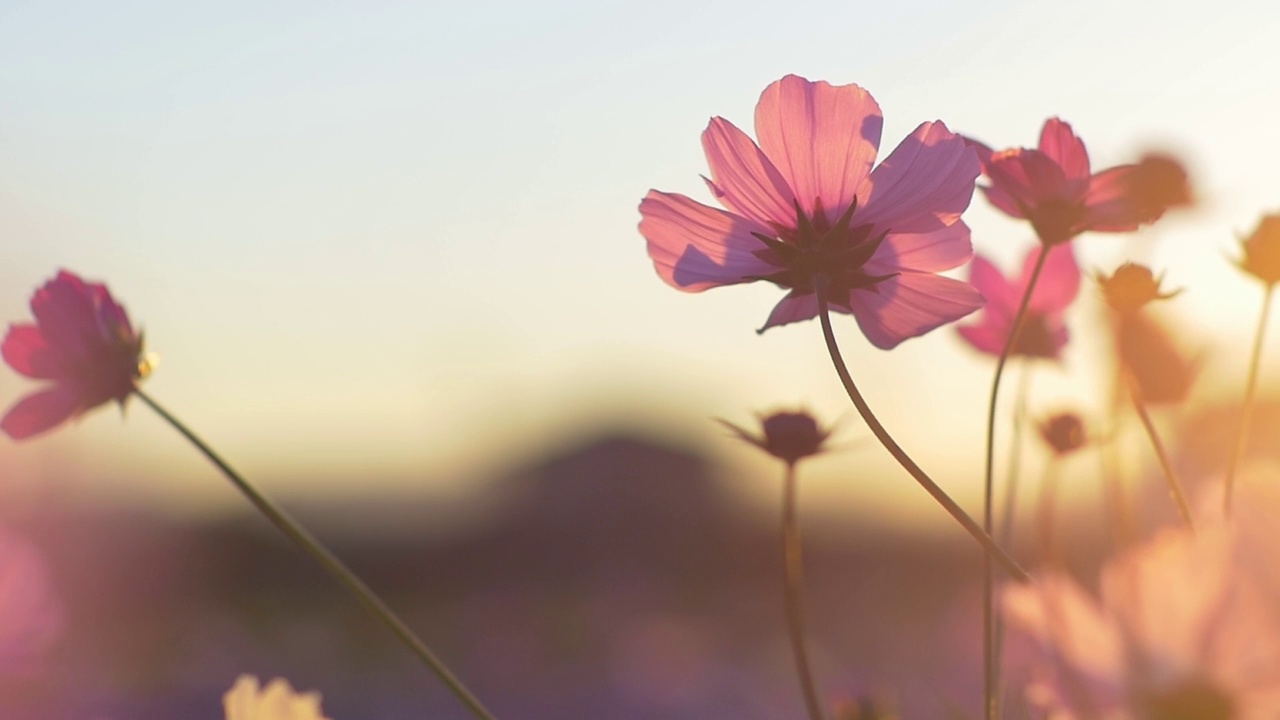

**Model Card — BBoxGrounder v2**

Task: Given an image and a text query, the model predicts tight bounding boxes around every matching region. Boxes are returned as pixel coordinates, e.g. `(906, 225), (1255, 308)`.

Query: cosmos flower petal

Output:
(967, 253), (1018, 311)
(956, 324), (1006, 355)
(978, 183), (1026, 219)
(758, 293), (820, 333)
(855, 121), (980, 234)
(701, 116), (798, 228)
(1037, 118), (1091, 181)
(639, 190), (775, 292)
(1023, 244), (1081, 313)
(1, 385), (84, 441)
(984, 149), (1071, 209)
(754, 74), (883, 224)
(848, 273), (984, 349)
(1081, 165), (1143, 232)
(875, 222), (973, 274)
(1, 325), (61, 380)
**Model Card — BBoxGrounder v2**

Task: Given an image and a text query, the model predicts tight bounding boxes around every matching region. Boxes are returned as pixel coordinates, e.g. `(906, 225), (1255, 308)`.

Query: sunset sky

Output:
(1, 1), (1276, 530)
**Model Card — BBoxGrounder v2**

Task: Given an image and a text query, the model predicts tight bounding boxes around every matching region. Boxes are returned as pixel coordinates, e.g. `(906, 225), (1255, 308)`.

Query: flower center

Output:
(1028, 197), (1087, 246)
(749, 198), (896, 307)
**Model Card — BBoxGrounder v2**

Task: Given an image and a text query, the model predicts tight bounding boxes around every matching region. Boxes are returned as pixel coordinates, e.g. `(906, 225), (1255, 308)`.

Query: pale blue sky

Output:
(2, 1), (1278, 527)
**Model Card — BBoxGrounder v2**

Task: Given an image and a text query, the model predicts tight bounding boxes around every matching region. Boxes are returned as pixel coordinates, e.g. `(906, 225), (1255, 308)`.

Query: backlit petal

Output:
(2, 326), (61, 380)
(1024, 244), (1080, 313)
(1038, 118), (1091, 181)
(855, 121), (980, 235)
(848, 273), (984, 349)
(967, 253), (1017, 311)
(1081, 165), (1143, 232)
(0, 386), (84, 441)
(874, 222), (973, 274)
(639, 190), (774, 292)
(701, 117), (798, 228)
(754, 75), (882, 225)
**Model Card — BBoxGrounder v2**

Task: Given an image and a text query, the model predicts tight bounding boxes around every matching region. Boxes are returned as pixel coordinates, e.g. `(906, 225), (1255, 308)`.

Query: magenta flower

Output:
(2, 270), (151, 440)
(639, 74), (984, 347)
(971, 118), (1173, 246)
(956, 244), (1080, 360)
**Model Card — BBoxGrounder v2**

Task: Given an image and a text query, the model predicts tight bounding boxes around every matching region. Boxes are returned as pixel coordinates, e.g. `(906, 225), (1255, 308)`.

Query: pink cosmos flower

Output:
(1, 270), (150, 440)
(1004, 525), (1280, 720)
(956, 244), (1080, 360)
(971, 119), (1174, 246)
(639, 74), (984, 347)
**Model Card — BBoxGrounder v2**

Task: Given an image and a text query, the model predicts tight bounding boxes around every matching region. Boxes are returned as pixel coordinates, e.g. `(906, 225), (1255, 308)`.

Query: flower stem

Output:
(981, 244), (1049, 720)
(812, 292), (1027, 582)
(991, 363), (1030, 712)
(782, 464), (825, 720)
(1224, 283), (1275, 515)
(1125, 382), (1194, 532)
(134, 390), (497, 720)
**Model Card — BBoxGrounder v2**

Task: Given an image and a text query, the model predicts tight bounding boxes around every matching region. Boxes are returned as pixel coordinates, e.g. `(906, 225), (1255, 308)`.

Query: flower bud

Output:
(1099, 263), (1179, 315)
(720, 410), (831, 466)
(1038, 413), (1087, 456)
(1237, 213), (1280, 285)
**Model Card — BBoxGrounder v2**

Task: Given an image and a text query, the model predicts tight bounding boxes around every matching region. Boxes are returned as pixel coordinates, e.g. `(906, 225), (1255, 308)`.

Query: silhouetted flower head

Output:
(1125, 152), (1193, 223)
(970, 119), (1178, 246)
(720, 410), (831, 466)
(957, 245), (1079, 361)
(1037, 412), (1087, 456)
(1099, 263), (1179, 315)
(1237, 214), (1280, 286)
(640, 74), (984, 347)
(2, 270), (151, 440)
(224, 675), (332, 720)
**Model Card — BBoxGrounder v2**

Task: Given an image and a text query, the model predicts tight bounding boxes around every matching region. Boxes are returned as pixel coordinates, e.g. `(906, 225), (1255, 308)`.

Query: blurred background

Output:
(0, 0), (1278, 717)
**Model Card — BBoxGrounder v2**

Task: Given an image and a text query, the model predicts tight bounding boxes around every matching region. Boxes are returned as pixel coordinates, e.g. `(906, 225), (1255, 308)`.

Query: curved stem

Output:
(812, 291), (1027, 582)
(1126, 382), (1195, 532)
(782, 464), (825, 720)
(991, 363), (1031, 713)
(135, 391), (497, 720)
(981, 245), (1049, 720)
(1224, 283), (1275, 515)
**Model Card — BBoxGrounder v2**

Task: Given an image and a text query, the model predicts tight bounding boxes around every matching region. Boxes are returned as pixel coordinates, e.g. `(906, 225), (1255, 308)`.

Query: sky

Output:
(1, 0), (1278, 530)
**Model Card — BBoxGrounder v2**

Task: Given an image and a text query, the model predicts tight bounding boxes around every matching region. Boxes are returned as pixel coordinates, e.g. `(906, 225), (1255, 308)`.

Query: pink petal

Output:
(854, 121), (979, 235)
(1023, 244), (1080, 313)
(639, 191), (775, 292)
(758, 292), (819, 333)
(1037, 118), (1091, 181)
(701, 117), (798, 228)
(1, 326), (61, 380)
(847, 272), (985, 349)
(967, 253), (1017, 311)
(979, 183), (1026, 219)
(874, 222), (973, 274)
(1081, 165), (1143, 232)
(1, 386), (84, 440)
(957, 324), (1005, 356)
(754, 75), (883, 225)
(984, 149), (1072, 208)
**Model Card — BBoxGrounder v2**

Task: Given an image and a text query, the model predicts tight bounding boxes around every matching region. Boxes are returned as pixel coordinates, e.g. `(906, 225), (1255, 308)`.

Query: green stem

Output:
(812, 290), (1027, 582)
(782, 464), (825, 720)
(1224, 283), (1275, 515)
(1126, 381), (1195, 533)
(981, 245), (1050, 720)
(135, 390), (497, 720)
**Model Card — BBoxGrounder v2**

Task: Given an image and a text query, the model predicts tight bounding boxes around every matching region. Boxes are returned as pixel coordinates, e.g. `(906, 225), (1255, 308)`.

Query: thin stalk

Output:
(981, 245), (1050, 720)
(812, 287), (1027, 582)
(992, 363), (1031, 713)
(1126, 382), (1195, 532)
(1224, 283), (1275, 515)
(135, 391), (497, 720)
(782, 464), (825, 720)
